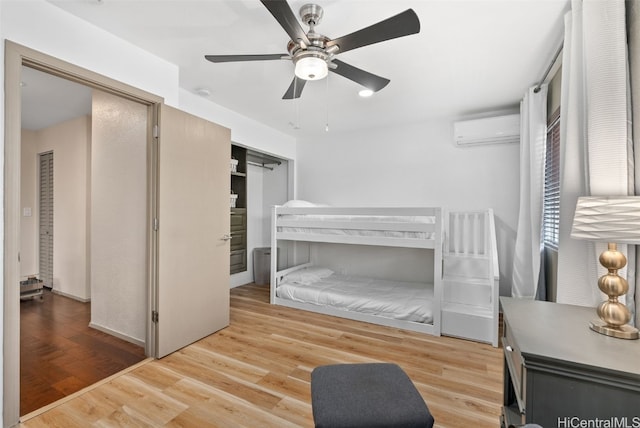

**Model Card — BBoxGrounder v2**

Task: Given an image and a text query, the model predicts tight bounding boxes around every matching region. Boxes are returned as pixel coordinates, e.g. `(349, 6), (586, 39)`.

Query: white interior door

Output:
(156, 104), (231, 358)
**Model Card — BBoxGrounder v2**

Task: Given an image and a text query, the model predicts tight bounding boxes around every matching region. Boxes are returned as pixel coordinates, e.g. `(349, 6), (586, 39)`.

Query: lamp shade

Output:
(571, 196), (640, 243)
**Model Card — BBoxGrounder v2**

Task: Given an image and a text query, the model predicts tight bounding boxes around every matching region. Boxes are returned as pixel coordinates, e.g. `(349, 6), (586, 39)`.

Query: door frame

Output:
(3, 40), (163, 426)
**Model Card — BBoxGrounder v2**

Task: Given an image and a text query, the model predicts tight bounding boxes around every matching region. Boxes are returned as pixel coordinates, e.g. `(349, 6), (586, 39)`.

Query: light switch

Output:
(23, 207), (32, 217)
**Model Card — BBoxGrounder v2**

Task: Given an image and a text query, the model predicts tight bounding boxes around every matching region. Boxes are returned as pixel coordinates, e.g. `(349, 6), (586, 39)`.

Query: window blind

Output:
(543, 111), (561, 249)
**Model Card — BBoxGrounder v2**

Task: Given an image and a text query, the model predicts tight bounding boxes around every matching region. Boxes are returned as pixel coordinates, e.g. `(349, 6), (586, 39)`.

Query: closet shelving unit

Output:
(230, 147), (284, 275)
(230, 145), (247, 274)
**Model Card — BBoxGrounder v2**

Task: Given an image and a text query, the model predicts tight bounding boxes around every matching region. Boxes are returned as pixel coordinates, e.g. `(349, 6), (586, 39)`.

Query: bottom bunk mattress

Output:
(276, 267), (434, 323)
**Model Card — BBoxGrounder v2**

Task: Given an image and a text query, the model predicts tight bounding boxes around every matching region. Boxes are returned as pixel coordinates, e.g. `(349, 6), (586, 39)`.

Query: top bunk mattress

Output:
(275, 201), (438, 241)
(276, 268), (434, 324)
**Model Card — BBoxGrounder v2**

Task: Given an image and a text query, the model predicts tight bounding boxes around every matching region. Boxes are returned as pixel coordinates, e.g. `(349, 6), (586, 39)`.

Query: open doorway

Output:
(18, 66), (149, 416)
(6, 41), (232, 427)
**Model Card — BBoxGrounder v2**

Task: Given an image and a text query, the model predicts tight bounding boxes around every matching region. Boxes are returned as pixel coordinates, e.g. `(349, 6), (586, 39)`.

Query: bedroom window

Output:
(543, 109), (561, 249)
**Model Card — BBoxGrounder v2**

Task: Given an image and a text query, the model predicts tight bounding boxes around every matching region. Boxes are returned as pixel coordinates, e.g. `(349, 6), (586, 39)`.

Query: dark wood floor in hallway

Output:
(20, 289), (148, 416)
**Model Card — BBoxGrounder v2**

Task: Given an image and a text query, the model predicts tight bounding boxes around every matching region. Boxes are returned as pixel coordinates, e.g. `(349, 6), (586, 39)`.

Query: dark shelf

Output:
(230, 144), (247, 274)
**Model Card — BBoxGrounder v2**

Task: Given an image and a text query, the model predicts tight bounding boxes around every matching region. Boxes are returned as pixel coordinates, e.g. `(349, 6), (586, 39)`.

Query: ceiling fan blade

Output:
(326, 9), (420, 54)
(330, 59), (390, 92)
(282, 77), (307, 99)
(205, 54), (287, 63)
(260, 0), (310, 46)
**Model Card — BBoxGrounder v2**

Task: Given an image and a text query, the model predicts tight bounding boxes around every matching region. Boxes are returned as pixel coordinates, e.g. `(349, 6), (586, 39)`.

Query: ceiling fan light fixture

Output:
(294, 56), (328, 81)
(358, 89), (374, 97)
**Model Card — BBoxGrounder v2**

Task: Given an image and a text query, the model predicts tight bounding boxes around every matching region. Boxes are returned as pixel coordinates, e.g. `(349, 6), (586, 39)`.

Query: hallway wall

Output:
(20, 116), (91, 300)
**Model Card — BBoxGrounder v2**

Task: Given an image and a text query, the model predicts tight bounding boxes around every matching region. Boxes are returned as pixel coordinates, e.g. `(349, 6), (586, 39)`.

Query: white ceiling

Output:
(34, 0), (569, 137)
(21, 66), (92, 131)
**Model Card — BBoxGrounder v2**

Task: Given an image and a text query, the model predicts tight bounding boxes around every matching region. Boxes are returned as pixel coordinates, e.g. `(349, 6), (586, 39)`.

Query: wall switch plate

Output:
(23, 207), (32, 217)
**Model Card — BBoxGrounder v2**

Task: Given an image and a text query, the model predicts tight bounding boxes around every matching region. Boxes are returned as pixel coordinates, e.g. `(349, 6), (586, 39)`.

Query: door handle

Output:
(221, 234), (232, 241)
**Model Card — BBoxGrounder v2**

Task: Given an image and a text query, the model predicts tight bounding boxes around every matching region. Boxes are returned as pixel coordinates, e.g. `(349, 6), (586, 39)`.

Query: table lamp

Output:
(571, 196), (640, 339)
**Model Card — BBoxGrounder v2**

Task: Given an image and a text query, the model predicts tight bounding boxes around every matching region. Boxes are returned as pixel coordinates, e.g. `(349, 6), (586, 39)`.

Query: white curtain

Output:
(628, 0), (640, 327)
(556, 0), (633, 311)
(512, 86), (547, 299)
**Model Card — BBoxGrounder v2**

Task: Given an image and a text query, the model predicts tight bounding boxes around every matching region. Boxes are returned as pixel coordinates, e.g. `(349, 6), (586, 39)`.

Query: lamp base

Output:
(589, 319), (639, 339)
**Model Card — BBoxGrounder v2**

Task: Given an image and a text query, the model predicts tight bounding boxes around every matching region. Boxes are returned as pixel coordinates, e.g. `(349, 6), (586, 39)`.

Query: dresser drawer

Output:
(230, 249), (247, 274)
(230, 231), (246, 251)
(230, 208), (247, 231)
(503, 320), (525, 412)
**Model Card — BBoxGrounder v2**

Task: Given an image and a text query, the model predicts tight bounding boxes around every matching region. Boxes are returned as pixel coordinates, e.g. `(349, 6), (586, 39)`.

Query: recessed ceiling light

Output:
(358, 89), (374, 98)
(194, 87), (211, 97)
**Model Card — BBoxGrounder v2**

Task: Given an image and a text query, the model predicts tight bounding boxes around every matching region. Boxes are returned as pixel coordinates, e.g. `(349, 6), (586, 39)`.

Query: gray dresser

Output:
(501, 297), (640, 427)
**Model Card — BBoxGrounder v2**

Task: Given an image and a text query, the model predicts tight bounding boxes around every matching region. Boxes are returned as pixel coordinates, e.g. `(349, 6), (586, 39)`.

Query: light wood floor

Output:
(20, 283), (503, 427)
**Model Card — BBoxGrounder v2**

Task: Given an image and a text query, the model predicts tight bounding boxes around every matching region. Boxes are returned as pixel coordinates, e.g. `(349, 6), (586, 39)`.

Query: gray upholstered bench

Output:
(310, 363), (434, 428)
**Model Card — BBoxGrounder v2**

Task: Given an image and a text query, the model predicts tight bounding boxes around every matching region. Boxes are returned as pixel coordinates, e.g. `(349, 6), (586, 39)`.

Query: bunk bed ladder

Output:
(441, 210), (499, 346)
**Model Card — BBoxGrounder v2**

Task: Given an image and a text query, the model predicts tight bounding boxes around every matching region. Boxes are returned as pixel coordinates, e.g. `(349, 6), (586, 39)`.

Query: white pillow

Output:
(305, 267), (334, 279)
(282, 200), (331, 208)
(282, 200), (317, 208)
(284, 267), (334, 285)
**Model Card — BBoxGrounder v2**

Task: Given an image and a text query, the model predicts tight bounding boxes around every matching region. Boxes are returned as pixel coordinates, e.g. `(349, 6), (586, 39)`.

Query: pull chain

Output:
(325, 72), (330, 132)
(290, 76), (300, 130)
(295, 78), (300, 129)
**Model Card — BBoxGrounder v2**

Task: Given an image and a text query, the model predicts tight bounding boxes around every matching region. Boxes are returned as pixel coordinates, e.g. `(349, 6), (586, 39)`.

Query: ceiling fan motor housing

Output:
(300, 3), (323, 27)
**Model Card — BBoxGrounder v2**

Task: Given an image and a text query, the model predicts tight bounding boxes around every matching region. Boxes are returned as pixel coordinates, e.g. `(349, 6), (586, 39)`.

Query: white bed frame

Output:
(269, 205), (500, 345)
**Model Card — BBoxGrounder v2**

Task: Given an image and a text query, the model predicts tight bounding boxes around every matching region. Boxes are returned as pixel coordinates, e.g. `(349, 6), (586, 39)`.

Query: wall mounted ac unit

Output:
(453, 113), (520, 147)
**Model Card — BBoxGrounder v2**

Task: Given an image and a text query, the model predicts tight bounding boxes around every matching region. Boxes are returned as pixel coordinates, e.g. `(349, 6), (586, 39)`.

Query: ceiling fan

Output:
(204, 1), (420, 99)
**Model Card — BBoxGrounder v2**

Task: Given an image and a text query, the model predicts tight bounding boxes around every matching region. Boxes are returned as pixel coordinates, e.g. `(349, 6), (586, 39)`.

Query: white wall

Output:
(238, 164), (265, 287)
(296, 119), (520, 295)
(262, 159), (290, 244)
(20, 116), (91, 300)
(177, 89), (296, 159)
(20, 130), (38, 277)
(90, 90), (148, 344)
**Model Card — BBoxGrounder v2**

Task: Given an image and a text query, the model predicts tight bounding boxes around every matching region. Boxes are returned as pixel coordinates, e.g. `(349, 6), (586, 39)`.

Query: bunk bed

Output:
(270, 201), (500, 346)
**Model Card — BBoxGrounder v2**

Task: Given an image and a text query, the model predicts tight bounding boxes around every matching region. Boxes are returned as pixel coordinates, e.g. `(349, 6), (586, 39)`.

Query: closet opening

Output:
(229, 144), (292, 288)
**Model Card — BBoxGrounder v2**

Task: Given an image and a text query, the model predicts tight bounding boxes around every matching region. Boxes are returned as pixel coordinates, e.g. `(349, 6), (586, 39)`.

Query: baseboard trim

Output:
(51, 288), (91, 303)
(89, 322), (145, 347)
